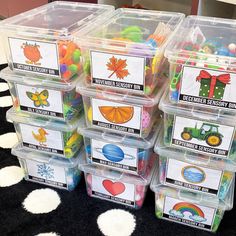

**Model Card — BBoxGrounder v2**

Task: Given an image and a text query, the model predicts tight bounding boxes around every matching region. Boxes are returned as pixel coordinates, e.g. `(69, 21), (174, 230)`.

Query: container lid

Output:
(77, 76), (166, 107)
(0, 1), (114, 39)
(79, 150), (157, 185)
(155, 128), (236, 172)
(159, 88), (236, 124)
(78, 117), (161, 149)
(6, 107), (80, 132)
(0, 67), (79, 91)
(12, 143), (80, 168)
(165, 15), (236, 69)
(150, 167), (234, 211)
(77, 8), (184, 56)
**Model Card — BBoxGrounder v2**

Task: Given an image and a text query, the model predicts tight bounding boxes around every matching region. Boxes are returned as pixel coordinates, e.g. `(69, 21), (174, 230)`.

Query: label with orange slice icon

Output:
(91, 98), (142, 136)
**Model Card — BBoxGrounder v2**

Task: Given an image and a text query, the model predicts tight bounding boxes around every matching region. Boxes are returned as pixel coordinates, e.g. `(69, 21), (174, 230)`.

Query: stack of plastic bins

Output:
(150, 167), (234, 232)
(0, 1), (114, 190)
(75, 9), (184, 207)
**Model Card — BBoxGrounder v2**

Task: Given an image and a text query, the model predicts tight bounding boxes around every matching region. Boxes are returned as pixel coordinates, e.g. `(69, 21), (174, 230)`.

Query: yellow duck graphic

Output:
(32, 128), (48, 146)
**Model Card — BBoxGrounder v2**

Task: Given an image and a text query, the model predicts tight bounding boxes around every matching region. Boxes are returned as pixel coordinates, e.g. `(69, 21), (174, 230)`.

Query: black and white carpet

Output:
(0, 63), (235, 236)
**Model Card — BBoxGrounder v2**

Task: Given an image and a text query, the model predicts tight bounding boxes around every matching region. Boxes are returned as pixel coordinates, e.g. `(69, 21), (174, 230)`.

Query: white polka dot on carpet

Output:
(97, 209), (136, 236)
(0, 132), (18, 148)
(0, 166), (24, 187)
(0, 82), (9, 92)
(23, 188), (61, 214)
(0, 96), (12, 107)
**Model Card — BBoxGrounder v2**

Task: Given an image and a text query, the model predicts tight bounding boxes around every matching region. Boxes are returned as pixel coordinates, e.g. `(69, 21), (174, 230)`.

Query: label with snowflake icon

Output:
(24, 159), (68, 189)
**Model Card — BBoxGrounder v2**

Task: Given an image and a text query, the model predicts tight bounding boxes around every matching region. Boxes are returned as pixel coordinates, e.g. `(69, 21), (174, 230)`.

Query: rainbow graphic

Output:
(173, 202), (204, 217)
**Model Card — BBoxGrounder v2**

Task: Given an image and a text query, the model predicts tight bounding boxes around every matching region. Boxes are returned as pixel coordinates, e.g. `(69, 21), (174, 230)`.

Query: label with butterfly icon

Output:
(15, 84), (64, 119)
(90, 51), (146, 92)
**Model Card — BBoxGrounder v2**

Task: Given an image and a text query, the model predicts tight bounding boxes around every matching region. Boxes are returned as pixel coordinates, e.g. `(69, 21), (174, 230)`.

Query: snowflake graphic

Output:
(37, 163), (54, 179)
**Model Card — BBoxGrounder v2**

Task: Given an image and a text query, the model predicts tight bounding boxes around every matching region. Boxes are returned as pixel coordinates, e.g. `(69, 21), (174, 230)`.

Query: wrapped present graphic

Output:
(196, 70), (230, 100)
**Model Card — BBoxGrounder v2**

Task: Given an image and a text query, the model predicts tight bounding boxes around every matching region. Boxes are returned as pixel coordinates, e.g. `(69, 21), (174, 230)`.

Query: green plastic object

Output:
(121, 26), (143, 42)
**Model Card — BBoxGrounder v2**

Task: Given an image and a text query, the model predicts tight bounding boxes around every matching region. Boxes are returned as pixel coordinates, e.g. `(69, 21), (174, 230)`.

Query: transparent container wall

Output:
(82, 94), (160, 138)
(0, 2), (114, 81)
(84, 172), (148, 209)
(163, 112), (236, 162)
(83, 135), (153, 176)
(7, 81), (83, 122)
(154, 192), (225, 232)
(13, 121), (83, 159)
(80, 9), (184, 95)
(159, 155), (234, 200)
(18, 156), (81, 191)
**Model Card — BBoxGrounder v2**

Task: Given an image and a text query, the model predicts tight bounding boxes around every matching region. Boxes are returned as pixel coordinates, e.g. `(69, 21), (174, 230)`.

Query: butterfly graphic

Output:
(26, 90), (50, 108)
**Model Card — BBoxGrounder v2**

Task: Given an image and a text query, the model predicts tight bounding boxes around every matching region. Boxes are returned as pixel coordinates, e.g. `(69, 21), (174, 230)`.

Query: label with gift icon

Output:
(177, 66), (236, 110)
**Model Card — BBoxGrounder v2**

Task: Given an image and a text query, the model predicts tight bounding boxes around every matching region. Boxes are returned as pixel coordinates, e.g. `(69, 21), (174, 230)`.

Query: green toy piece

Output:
(121, 26), (143, 42)
(181, 123), (223, 147)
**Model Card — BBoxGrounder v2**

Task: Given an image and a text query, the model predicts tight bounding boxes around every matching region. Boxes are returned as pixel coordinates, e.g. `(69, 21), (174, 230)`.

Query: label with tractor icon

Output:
(8, 37), (60, 76)
(171, 116), (235, 157)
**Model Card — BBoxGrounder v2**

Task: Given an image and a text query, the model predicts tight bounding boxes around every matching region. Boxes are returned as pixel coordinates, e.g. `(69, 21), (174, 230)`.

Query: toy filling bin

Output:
(150, 168), (234, 232)
(165, 16), (236, 113)
(79, 152), (156, 209)
(0, 1), (114, 81)
(77, 8), (184, 95)
(78, 119), (160, 176)
(77, 79), (164, 138)
(160, 88), (236, 161)
(155, 129), (234, 200)
(6, 108), (83, 159)
(12, 143), (81, 191)
(0, 67), (83, 122)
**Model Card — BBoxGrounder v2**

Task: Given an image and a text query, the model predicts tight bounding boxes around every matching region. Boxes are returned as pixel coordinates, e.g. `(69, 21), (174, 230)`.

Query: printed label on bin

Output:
(91, 98), (142, 136)
(91, 175), (135, 207)
(91, 139), (138, 173)
(171, 116), (235, 157)
(16, 84), (64, 119)
(90, 51), (145, 92)
(162, 196), (216, 230)
(25, 159), (68, 189)
(8, 37), (60, 76)
(165, 159), (223, 196)
(19, 123), (64, 155)
(178, 66), (236, 110)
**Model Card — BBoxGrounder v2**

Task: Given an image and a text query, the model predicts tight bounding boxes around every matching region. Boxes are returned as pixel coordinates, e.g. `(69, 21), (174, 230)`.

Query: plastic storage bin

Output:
(0, 67), (83, 122)
(151, 168), (234, 232)
(79, 152), (157, 209)
(160, 89), (236, 161)
(6, 108), (83, 159)
(165, 15), (236, 113)
(155, 130), (234, 200)
(0, 1), (114, 81)
(78, 119), (160, 176)
(77, 8), (184, 95)
(77, 79), (164, 138)
(12, 143), (81, 191)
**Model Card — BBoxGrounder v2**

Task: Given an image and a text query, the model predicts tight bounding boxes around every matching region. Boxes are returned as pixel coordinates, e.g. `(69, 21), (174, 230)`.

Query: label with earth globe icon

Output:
(164, 159), (223, 196)
(91, 139), (138, 173)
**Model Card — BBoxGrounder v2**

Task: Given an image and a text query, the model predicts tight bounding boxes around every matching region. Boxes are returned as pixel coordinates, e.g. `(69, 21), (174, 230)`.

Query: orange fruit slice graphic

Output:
(99, 106), (134, 124)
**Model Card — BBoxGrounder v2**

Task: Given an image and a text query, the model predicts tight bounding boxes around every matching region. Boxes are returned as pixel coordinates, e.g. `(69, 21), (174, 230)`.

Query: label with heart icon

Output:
(91, 175), (135, 206)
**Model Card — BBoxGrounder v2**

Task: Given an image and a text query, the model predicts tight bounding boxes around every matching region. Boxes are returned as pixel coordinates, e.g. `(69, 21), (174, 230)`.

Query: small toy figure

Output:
(200, 40), (221, 54)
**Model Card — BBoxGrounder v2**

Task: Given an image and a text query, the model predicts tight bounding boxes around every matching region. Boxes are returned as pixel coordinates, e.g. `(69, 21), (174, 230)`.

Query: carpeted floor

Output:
(0, 63), (235, 236)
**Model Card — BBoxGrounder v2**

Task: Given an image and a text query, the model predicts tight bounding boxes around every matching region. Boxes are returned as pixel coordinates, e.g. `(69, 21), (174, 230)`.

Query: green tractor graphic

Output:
(181, 123), (223, 147)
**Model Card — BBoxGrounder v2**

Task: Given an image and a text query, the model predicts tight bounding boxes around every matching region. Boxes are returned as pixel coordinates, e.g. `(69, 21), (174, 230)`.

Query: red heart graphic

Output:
(102, 180), (125, 196)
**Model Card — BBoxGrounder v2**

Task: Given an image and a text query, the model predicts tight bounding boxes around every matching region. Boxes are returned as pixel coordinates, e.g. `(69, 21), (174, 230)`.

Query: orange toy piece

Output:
(99, 106), (134, 124)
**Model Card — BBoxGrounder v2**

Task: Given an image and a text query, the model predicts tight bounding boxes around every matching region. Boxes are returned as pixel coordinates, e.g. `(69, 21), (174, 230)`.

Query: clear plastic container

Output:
(155, 129), (235, 200)
(12, 143), (81, 191)
(6, 108), (83, 159)
(0, 67), (83, 122)
(77, 78), (164, 138)
(150, 168), (234, 232)
(78, 118), (160, 176)
(160, 88), (236, 162)
(165, 15), (236, 113)
(76, 8), (184, 95)
(0, 1), (114, 81)
(79, 151), (157, 209)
